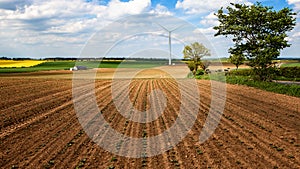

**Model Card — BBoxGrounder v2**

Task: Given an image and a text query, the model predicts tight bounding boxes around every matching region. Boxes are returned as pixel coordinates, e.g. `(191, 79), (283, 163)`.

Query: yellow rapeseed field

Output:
(0, 60), (46, 68)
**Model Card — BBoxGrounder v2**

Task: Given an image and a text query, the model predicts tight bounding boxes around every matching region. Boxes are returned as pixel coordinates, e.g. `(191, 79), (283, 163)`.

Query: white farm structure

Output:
(70, 66), (87, 71)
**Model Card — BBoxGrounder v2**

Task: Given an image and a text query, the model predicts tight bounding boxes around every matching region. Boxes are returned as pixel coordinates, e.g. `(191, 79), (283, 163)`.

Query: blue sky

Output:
(0, 0), (299, 58)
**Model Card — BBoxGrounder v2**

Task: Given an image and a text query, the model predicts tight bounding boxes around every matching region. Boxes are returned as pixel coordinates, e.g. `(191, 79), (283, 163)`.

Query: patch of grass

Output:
(273, 76), (300, 81)
(225, 76), (300, 97)
(195, 73), (226, 82)
(113, 61), (165, 68)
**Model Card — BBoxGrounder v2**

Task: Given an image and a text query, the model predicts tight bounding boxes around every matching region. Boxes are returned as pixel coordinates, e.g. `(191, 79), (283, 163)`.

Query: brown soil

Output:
(0, 75), (299, 168)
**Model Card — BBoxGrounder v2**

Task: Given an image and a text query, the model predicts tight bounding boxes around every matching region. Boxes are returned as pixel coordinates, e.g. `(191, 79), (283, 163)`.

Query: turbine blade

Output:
(155, 22), (169, 32)
(170, 24), (185, 32)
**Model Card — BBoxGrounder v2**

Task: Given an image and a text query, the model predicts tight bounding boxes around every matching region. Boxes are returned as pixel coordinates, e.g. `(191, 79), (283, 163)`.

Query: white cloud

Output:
(105, 0), (151, 18)
(150, 4), (173, 16)
(193, 27), (216, 35)
(199, 12), (219, 27)
(1, 0), (96, 20)
(287, 22), (300, 42)
(0, 0), (156, 57)
(287, 0), (300, 11)
(0, 0), (152, 33)
(175, 0), (252, 14)
(293, 32), (300, 38)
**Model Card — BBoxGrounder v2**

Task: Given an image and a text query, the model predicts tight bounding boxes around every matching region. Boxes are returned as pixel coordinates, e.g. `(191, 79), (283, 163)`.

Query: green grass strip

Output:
(225, 76), (300, 97)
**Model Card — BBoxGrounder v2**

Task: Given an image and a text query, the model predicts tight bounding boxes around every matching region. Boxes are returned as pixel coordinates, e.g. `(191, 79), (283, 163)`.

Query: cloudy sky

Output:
(0, 0), (299, 58)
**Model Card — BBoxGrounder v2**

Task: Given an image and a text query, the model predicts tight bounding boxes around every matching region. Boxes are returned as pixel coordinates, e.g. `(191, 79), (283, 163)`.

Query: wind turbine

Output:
(156, 23), (184, 65)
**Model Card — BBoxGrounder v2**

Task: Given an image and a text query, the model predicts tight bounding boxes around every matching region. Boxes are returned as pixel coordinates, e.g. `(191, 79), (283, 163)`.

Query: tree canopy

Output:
(229, 54), (245, 70)
(214, 2), (296, 80)
(183, 42), (210, 76)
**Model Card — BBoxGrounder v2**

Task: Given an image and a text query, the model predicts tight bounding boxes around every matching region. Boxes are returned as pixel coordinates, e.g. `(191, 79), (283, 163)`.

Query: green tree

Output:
(187, 61), (196, 72)
(214, 2), (296, 81)
(183, 42), (210, 76)
(229, 54), (245, 70)
(199, 60), (211, 71)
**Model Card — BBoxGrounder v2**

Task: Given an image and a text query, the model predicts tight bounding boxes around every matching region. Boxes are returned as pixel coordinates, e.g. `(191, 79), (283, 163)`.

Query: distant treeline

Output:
(1, 56), (299, 62)
(276, 58), (300, 61)
(43, 57), (184, 62)
(0, 57), (39, 60)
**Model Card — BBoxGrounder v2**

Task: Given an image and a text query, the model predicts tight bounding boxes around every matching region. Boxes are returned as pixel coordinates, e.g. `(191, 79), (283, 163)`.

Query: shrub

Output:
(196, 69), (205, 76)
(228, 69), (253, 76)
(277, 67), (300, 78)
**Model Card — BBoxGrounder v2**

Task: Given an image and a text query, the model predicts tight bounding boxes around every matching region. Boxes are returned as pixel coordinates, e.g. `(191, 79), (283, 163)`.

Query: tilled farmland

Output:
(0, 77), (299, 168)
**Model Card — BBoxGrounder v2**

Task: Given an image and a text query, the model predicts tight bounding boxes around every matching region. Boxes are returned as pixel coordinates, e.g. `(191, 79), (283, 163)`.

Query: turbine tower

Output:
(156, 23), (184, 65)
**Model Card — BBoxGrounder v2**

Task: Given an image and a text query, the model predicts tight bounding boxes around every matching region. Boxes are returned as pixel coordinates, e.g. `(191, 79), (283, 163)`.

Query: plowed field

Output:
(0, 75), (299, 168)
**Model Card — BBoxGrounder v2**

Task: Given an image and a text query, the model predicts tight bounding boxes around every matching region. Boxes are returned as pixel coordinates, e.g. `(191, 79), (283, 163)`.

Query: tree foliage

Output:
(214, 2), (296, 81)
(229, 54), (245, 70)
(187, 61), (196, 72)
(199, 60), (211, 71)
(183, 42), (210, 76)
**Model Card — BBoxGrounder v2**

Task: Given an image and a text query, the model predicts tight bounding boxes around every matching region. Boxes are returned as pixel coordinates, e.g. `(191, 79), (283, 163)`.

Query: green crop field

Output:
(78, 60), (167, 69)
(0, 60), (168, 73)
(281, 62), (300, 67)
(0, 61), (75, 73)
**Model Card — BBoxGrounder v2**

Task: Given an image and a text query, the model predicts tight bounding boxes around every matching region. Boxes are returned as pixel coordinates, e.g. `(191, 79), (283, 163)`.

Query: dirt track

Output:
(0, 75), (299, 168)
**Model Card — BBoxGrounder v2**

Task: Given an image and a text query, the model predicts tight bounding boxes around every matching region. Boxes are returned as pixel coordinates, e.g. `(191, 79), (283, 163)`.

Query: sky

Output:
(0, 0), (299, 59)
